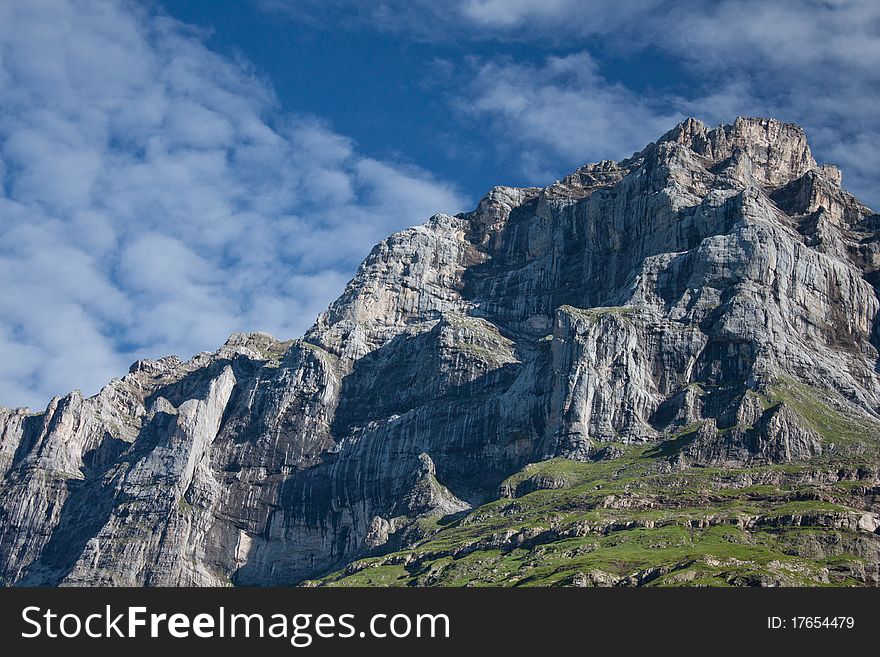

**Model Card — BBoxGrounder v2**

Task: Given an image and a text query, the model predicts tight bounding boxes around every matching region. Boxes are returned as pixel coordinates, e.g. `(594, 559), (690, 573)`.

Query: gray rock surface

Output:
(1, 117), (878, 586)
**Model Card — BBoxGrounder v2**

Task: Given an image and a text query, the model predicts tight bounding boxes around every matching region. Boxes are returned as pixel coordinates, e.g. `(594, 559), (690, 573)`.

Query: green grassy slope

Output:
(309, 385), (880, 587)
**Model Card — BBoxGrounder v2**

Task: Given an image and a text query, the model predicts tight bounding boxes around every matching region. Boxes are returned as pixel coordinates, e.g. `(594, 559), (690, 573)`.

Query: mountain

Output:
(1, 117), (879, 587)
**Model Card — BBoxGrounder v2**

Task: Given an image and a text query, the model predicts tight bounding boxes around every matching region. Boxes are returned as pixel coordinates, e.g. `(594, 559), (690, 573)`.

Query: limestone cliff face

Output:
(1, 117), (879, 586)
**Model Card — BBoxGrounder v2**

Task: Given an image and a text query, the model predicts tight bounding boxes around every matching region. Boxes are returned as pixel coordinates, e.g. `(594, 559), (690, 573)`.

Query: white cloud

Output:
(461, 53), (682, 179)
(459, 0), (582, 28)
(0, 0), (467, 409)
(458, 0), (668, 35)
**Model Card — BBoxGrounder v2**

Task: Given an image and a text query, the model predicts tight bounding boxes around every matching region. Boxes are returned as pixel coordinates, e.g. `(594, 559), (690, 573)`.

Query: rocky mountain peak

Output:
(1, 117), (879, 587)
(654, 116), (818, 188)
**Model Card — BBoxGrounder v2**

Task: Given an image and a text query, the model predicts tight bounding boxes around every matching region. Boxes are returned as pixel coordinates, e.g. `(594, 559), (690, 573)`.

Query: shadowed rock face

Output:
(1, 117), (879, 586)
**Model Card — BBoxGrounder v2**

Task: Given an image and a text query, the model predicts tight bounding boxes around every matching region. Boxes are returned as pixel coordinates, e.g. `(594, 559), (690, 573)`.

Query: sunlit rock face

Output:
(1, 117), (879, 586)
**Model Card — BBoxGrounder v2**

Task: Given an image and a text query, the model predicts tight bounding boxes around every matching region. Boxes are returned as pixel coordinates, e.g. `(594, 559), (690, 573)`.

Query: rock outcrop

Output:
(1, 117), (879, 586)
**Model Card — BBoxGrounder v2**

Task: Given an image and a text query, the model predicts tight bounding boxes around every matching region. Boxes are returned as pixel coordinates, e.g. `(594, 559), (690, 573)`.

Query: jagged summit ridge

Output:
(1, 117), (879, 587)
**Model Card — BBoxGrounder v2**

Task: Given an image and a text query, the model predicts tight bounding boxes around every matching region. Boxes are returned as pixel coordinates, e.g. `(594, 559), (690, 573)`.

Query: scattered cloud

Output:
(0, 0), (467, 409)
(261, 0), (880, 206)
(462, 0), (880, 206)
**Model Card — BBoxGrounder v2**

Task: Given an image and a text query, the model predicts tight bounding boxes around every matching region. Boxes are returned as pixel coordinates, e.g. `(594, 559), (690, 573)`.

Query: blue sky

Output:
(1, 0), (878, 409)
(166, 1), (693, 197)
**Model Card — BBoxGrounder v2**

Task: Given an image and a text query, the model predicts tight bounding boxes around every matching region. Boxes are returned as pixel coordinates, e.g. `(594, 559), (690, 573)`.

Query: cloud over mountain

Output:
(262, 0), (880, 207)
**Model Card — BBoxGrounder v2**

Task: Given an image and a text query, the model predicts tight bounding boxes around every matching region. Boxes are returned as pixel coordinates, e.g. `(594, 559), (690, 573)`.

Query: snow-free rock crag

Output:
(2, 117), (879, 587)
